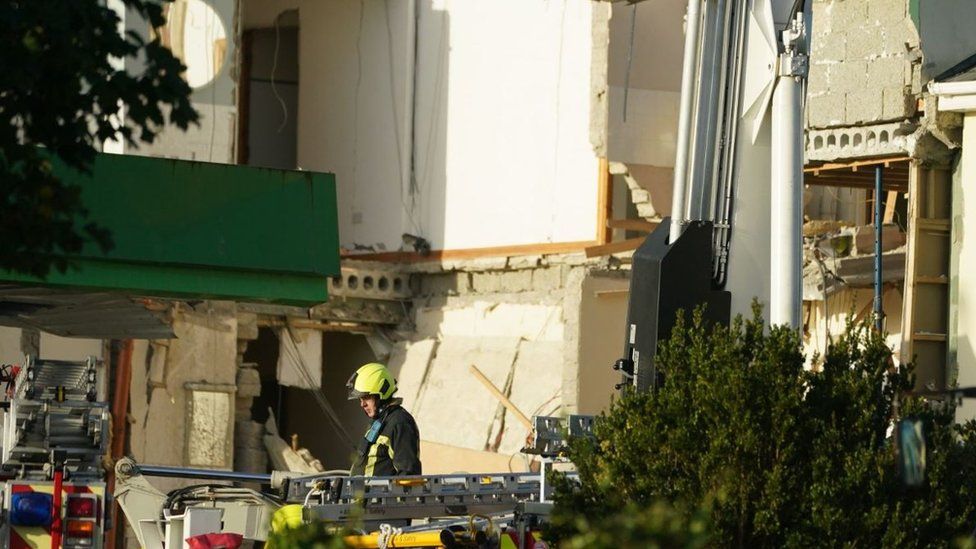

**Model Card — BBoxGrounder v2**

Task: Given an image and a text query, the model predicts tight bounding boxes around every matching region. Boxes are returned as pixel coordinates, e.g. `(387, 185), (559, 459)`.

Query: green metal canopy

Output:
(1, 153), (340, 307)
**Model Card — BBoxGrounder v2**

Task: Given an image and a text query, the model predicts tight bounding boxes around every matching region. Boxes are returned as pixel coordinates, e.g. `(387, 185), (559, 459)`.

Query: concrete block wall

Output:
(808, 0), (921, 129)
(128, 303), (238, 486)
(386, 254), (622, 459)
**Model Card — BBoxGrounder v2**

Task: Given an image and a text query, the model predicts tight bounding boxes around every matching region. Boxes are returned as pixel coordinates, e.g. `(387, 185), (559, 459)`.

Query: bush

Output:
(549, 307), (976, 547)
(266, 521), (348, 549)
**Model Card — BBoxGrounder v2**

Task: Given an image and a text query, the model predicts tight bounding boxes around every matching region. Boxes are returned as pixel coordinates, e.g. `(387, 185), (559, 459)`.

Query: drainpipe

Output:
(769, 12), (808, 329)
(669, 0), (703, 244)
(106, 340), (134, 549)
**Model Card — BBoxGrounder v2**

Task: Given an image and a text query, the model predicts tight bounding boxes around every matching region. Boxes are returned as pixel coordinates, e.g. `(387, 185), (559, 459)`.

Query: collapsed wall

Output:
(383, 254), (626, 462)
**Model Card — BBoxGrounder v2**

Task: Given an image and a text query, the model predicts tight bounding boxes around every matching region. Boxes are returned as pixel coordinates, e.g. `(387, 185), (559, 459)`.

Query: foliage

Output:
(549, 306), (976, 547)
(0, 0), (197, 276)
(558, 500), (712, 549)
(265, 521), (348, 549)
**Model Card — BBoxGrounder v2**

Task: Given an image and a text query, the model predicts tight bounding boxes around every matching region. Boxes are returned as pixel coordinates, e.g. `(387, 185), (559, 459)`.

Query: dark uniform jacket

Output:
(350, 403), (422, 476)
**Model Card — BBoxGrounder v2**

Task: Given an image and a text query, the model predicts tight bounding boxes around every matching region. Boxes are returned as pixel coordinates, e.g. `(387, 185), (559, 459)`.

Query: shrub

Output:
(549, 307), (976, 547)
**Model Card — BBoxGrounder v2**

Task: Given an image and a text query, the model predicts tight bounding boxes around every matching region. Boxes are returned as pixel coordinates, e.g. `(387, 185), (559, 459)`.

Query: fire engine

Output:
(0, 357), (109, 549)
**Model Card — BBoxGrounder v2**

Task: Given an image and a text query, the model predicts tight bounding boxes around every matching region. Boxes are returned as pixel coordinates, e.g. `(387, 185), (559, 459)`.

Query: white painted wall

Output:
(954, 112), (976, 421)
(118, 0), (238, 163)
(415, 0), (599, 250)
(244, 0), (600, 252)
(606, 0), (684, 167)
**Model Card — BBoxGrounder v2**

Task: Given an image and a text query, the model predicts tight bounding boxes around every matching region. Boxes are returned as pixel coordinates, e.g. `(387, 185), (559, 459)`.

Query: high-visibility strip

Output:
(10, 525), (51, 549)
(363, 435), (392, 476)
(9, 527), (34, 549)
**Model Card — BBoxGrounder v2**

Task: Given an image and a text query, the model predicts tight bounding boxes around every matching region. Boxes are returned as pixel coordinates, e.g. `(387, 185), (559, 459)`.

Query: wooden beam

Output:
(607, 218), (661, 233)
(342, 240), (596, 263)
(804, 179), (908, 193)
(804, 156), (911, 174)
(883, 190), (898, 223)
(595, 289), (629, 298)
(584, 236), (646, 258)
(469, 365), (532, 430)
(596, 158), (612, 244)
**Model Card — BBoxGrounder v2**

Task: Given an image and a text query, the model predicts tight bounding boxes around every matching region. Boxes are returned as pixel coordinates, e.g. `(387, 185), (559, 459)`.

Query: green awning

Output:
(1, 153), (340, 307)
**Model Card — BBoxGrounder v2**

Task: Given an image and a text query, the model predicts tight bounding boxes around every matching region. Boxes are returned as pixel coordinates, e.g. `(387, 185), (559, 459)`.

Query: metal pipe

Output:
(669, 0), (704, 243)
(769, 69), (804, 328)
(689, 0), (729, 222)
(137, 464), (272, 484)
(875, 165), (884, 331)
(107, 339), (133, 549)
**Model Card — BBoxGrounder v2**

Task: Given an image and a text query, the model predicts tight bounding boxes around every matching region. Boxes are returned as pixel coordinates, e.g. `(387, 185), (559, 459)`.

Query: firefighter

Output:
(346, 362), (422, 476)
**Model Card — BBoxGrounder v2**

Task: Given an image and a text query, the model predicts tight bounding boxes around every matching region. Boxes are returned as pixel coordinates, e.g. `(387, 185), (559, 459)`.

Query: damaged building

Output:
(799, 0), (976, 393)
(5, 3), (976, 547)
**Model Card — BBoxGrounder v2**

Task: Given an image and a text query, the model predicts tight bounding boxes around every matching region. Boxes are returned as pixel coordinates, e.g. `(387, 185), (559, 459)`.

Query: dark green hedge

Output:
(549, 307), (976, 548)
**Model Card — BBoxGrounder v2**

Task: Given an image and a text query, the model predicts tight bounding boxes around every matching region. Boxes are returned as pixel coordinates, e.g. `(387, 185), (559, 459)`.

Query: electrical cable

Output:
(271, 11), (290, 134)
(275, 327), (355, 450)
(383, 2), (422, 236)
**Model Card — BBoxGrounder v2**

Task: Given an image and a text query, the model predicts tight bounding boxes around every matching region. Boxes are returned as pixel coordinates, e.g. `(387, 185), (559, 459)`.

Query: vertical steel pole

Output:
(770, 12), (808, 329)
(669, 0), (704, 243)
(770, 74), (804, 329)
(874, 165), (884, 332)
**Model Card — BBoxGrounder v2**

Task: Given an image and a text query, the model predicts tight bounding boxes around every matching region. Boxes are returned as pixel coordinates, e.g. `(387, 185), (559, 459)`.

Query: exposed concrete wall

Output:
(576, 272), (629, 414)
(0, 328), (22, 365)
(387, 255), (617, 459)
(128, 303), (238, 486)
(244, 0), (600, 253)
(953, 112), (976, 421)
(38, 333), (103, 361)
(807, 0), (921, 130)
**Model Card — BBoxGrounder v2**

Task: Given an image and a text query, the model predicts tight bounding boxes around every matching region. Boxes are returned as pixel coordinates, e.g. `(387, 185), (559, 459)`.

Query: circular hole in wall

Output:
(347, 275), (359, 290)
(378, 277), (390, 291)
(363, 276), (374, 290)
(159, 0), (228, 89)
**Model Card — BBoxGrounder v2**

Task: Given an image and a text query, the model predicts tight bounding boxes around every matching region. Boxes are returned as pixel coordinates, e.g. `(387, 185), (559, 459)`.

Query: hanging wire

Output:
(275, 326), (355, 450)
(271, 11), (290, 134)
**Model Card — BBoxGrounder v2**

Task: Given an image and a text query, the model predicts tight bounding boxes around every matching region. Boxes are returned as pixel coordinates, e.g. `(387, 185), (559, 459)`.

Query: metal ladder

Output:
(295, 471), (576, 522)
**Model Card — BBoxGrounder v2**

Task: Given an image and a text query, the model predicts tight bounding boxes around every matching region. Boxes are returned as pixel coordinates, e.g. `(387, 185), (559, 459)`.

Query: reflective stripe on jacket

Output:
(350, 405), (422, 476)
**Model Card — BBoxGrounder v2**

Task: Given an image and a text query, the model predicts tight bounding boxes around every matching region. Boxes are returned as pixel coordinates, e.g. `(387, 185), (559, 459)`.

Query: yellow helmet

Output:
(346, 362), (397, 401)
